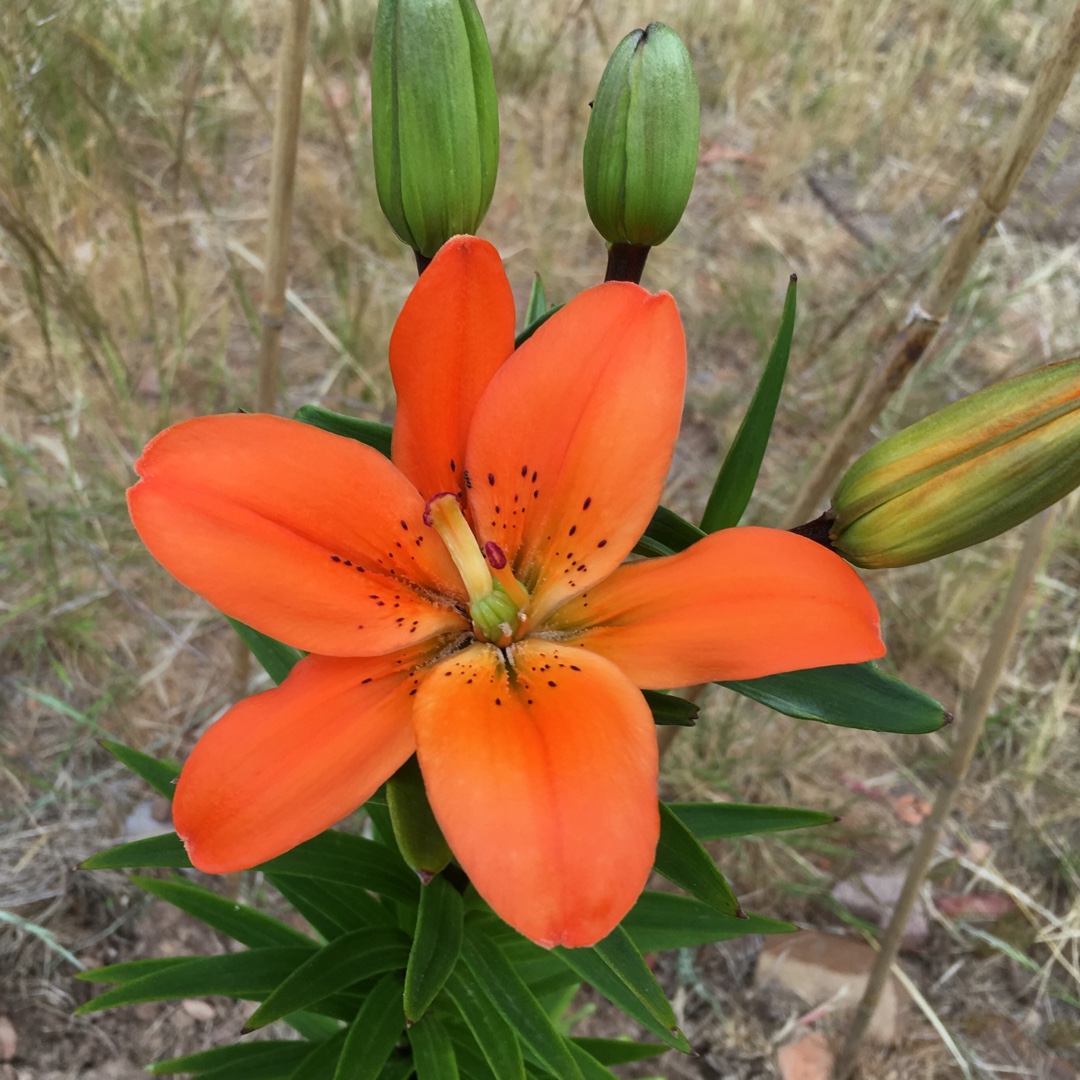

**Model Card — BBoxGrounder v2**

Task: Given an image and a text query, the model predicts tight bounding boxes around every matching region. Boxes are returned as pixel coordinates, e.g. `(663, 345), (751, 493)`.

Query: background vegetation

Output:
(1, 0), (1079, 1075)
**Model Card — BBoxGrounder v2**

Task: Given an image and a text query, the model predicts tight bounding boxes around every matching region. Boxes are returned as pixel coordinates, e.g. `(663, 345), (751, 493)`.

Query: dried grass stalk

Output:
(792, 3), (1080, 526)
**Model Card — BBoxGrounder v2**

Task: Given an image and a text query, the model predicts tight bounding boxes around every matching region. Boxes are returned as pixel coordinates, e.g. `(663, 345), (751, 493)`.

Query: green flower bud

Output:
(371, 0), (499, 259)
(387, 756), (452, 882)
(583, 22), (700, 249)
(830, 357), (1080, 568)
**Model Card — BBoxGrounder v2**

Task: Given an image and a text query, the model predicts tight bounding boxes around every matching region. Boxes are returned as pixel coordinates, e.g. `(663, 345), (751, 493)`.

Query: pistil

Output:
(424, 492), (524, 646)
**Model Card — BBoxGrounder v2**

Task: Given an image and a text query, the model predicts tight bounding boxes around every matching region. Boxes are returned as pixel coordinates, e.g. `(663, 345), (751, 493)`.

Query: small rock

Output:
(755, 930), (905, 1045)
(0, 1017), (15, 1062)
(777, 1033), (834, 1080)
(935, 891), (1014, 919)
(831, 870), (929, 949)
(134, 1002), (157, 1023)
(121, 799), (173, 841)
(181, 998), (216, 1022)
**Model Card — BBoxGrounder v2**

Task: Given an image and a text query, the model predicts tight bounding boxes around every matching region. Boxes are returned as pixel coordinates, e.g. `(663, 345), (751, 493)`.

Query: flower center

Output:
(424, 492), (526, 647)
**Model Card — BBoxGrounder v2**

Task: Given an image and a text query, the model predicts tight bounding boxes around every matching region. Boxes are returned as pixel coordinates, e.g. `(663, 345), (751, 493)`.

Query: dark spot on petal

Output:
(569, 525), (577, 536)
(400, 520), (408, 530)
(597, 539), (608, 548)
(583, 496), (592, 510)
(570, 665), (581, 671)
(495, 697), (502, 706)
(532, 471), (538, 482)
(450, 459), (456, 472)
(548, 680), (557, 687)
(361, 677), (372, 684)
(331, 555), (341, 562)
(488, 472), (495, 486)
(521, 465), (528, 477)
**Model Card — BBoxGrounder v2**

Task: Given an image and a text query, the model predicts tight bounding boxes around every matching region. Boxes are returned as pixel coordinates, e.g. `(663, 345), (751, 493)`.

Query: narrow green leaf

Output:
(555, 925), (688, 1053)
(76, 957), (191, 985)
(80, 831), (190, 870)
(410, 1014), (460, 1080)
(701, 275), (797, 531)
(444, 968), (526, 1080)
(623, 892), (794, 952)
(99, 740), (180, 799)
(285, 1030), (348, 1080)
(295, 405), (394, 458)
(332, 972), (406, 1080)
(245, 927), (410, 1030)
(229, 617), (302, 684)
(669, 801), (835, 839)
(461, 918), (584, 1080)
(405, 874), (464, 1021)
(571, 1037), (667, 1066)
(149, 1042), (312, 1075)
(654, 802), (740, 916)
(285, 1011), (344, 1041)
(524, 273), (547, 328)
(514, 302), (563, 349)
(264, 831), (420, 905)
(376, 1054), (415, 1080)
(634, 504), (705, 558)
(132, 875), (314, 949)
(721, 660), (949, 734)
(642, 689), (698, 727)
(269, 874), (394, 938)
(566, 1040), (622, 1079)
(76, 948), (316, 1014)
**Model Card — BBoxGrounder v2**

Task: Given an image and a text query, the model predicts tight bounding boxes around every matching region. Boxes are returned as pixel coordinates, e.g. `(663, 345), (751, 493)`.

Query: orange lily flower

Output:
(129, 236), (884, 948)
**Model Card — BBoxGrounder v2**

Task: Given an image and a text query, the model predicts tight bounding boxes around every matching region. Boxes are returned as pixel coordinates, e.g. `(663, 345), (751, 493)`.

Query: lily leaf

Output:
(295, 405), (393, 459)
(555, 925), (689, 1053)
(514, 301), (563, 349)
(148, 1041), (313, 1076)
(131, 875), (314, 950)
(444, 967), (526, 1080)
(654, 802), (740, 917)
(701, 275), (797, 532)
(461, 917), (584, 1080)
(642, 689), (698, 727)
(409, 1014), (460, 1080)
(229, 618), (302, 685)
(81, 832), (190, 871)
(571, 1037), (667, 1066)
(99, 740), (180, 799)
(524, 273), (548, 328)
(623, 892), (794, 952)
(635, 504), (705, 557)
(244, 928), (410, 1031)
(332, 972), (406, 1080)
(268, 874), (393, 939)
(668, 801), (835, 838)
(721, 660), (949, 734)
(405, 874), (464, 1022)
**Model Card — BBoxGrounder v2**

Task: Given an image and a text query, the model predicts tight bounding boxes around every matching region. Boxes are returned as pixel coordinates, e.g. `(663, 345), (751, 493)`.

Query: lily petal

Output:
(390, 236), (516, 499)
(414, 640), (658, 948)
(174, 652), (421, 872)
(464, 283), (685, 623)
(549, 527), (884, 687)
(129, 414), (468, 656)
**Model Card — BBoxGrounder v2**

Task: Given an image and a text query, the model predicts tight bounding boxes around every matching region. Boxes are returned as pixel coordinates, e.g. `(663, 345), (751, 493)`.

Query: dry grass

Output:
(2, 0), (1080, 1075)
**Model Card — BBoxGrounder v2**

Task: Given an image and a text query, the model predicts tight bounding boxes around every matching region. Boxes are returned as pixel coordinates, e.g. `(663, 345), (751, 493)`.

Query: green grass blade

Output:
(720, 660), (950, 733)
(701, 275), (797, 531)
(404, 874), (464, 1022)
(654, 802), (740, 917)
(244, 928), (410, 1030)
(668, 801), (835, 838)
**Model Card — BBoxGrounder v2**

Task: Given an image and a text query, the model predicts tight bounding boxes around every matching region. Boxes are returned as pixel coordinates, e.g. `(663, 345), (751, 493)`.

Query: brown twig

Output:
(255, 0), (312, 414)
(832, 507), (1057, 1079)
(791, 2), (1080, 525)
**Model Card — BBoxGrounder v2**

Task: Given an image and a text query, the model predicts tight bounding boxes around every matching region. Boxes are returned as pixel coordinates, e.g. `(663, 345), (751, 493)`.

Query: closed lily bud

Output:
(830, 357), (1080, 568)
(371, 0), (499, 259)
(386, 756), (452, 882)
(583, 22), (700, 250)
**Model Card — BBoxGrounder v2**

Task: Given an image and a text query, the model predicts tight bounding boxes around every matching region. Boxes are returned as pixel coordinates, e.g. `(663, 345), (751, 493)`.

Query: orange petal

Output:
(548, 527), (884, 687)
(413, 640), (658, 948)
(129, 414), (468, 656)
(464, 283), (685, 624)
(174, 651), (422, 872)
(390, 236), (516, 499)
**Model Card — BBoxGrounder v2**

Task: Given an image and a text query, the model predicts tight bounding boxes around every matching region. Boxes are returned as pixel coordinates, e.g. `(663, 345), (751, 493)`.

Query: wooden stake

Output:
(256, 0), (312, 414)
(832, 508), (1057, 1079)
(791, 3), (1080, 526)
